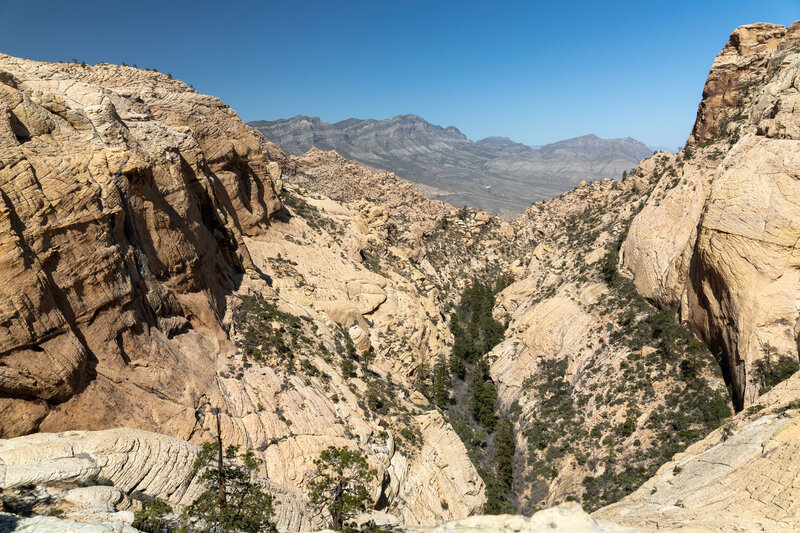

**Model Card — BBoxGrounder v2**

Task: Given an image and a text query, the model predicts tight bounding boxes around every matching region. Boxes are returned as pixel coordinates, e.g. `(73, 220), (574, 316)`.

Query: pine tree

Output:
(481, 380), (498, 433)
(183, 412), (277, 532)
(132, 499), (174, 532)
(494, 418), (515, 490)
(415, 361), (432, 399)
(433, 354), (451, 409)
(449, 352), (466, 381)
(484, 418), (516, 514)
(468, 357), (497, 432)
(308, 446), (376, 531)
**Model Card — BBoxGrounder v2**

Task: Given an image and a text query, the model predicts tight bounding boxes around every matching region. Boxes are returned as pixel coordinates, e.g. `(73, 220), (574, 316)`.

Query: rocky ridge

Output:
(621, 21), (800, 409)
(478, 20), (800, 530)
(0, 53), (499, 528)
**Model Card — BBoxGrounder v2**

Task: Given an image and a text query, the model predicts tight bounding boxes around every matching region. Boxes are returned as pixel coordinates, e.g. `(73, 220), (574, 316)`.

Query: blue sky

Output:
(1, 1), (797, 148)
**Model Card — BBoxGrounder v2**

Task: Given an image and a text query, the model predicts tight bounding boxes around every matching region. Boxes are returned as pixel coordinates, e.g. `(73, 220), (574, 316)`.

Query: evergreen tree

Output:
(415, 361), (432, 399)
(468, 357), (497, 432)
(308, 446), (376, 531)
(433, 354), (451, 409)
(342, 328), (357, 359)
(341, 358), (355, 379)
(483, 472), (509, 515)
(449, 352), (466, 381)
(183, 413), (277, 533)
(494, 418), (515, 490)
(484, 418), (516, 514)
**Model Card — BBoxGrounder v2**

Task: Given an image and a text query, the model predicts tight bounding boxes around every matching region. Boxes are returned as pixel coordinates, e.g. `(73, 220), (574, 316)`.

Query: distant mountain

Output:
(250, 114), (653, 217)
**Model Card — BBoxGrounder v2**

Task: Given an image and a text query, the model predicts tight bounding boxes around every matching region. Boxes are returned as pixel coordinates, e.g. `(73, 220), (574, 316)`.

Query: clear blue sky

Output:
(1, 1), (797, 148)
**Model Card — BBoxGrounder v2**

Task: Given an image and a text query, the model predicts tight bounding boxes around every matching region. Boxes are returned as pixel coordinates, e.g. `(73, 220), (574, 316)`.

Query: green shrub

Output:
(341, 359), (355, 379)
(754, 345), (799, 394)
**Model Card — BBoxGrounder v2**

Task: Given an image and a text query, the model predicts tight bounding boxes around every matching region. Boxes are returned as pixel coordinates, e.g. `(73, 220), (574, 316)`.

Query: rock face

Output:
(621, 22), (800, 408)
(0, 515), (138, 533)
(0, 54), (489, 529)
(596, 374), (800, 532)
(0, 53), (283, 437)
(251, 115), (653, 217)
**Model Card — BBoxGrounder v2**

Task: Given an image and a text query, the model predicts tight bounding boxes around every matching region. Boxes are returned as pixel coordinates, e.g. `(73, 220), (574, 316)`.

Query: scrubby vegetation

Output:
(437, 278), (517, 514)
(229, 167), (736, 520)
(513, 193), (733, 513)
(233, 294), (304, 365)
(281, 188), (340, 235)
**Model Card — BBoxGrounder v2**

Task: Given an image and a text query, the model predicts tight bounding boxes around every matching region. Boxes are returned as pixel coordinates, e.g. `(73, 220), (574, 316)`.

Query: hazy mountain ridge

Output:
(250, 115), (653, 217)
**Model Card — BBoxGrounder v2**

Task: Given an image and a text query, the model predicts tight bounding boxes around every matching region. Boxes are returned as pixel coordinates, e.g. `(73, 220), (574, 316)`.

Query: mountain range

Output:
(250, 115), (654, 217)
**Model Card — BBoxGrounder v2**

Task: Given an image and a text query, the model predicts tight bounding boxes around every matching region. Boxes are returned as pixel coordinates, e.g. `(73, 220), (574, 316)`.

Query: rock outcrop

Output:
(621, 22), (800, 408)
(0, 54), (489, 529)
(0, 53), (282, 437)
(0, 428), (320, 531)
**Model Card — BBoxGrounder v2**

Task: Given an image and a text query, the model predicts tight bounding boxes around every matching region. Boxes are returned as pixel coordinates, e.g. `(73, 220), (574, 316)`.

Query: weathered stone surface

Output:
(5, 20), (800, 533)
(0, 514), (138, 532)
(491, 296), (592, 409)
(395, 502), (711, 532)
(597, 398), (800, 532)
(622, 22), (800, 408)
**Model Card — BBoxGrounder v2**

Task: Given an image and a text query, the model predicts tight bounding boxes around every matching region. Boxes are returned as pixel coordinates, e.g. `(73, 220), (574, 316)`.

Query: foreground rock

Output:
(0, 428), (318, 531)
(597, 374), (800, 532)
(375, 503), (712, 533)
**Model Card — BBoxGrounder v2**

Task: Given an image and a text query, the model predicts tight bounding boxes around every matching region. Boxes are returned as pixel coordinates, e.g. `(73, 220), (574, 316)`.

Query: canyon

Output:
(0, 19), (799, 533)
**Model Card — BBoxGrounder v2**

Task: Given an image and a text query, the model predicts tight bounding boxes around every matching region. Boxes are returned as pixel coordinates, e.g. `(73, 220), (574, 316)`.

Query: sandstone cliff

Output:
(0, 54), (490, 528)
(0, 53), (283, 437)
(621, 21), (800, 409)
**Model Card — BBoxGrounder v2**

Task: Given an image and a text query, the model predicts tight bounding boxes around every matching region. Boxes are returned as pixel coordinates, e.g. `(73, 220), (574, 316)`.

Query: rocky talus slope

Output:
(2, 19), (800, 533)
